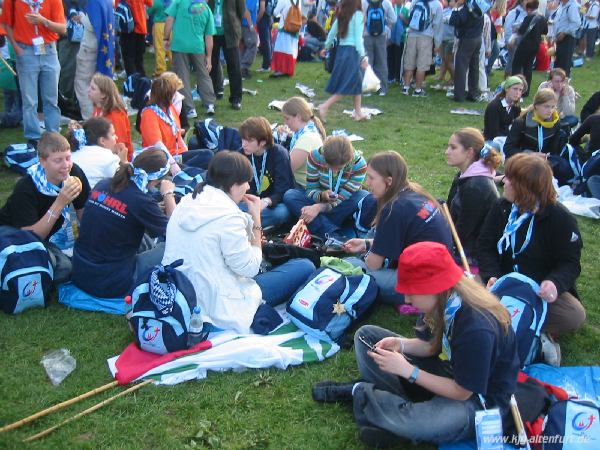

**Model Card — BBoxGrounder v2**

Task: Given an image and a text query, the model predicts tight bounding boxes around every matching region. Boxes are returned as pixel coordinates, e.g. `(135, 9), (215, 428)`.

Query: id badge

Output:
(32, 36), (46, 55)
(475, 408), (504, 450)
(214, 13), (222, 27)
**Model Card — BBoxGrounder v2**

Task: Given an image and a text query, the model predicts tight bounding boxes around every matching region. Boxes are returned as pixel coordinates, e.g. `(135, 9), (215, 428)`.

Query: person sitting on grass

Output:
(280, 96), (326, 188)
(343, 151), (452, 306)
(88, 73), (134, 161)
(66, 117), (128, 188)
(445, 128), (501, 263)
(483, 75), (525, 141)
(71, 147), (176, 298)
(284, 135), (368, 241)
(477, 153), (585, 366)
(238, 116), (295, 228)
(537, 68), (577, 121)
(161, 151), (315, 335)
(312, 241), (519, 448)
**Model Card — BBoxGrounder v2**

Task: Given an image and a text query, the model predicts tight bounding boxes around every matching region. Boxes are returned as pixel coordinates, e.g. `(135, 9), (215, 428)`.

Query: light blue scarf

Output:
(27, 163), (70, 219)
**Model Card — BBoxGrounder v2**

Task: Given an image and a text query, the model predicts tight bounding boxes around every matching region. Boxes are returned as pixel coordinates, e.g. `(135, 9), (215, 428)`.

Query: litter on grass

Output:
(331, 129), (364, 141)
(41, 349), (76, 386)
(295, 83), (316, 98)
(450, 108), (483, 116)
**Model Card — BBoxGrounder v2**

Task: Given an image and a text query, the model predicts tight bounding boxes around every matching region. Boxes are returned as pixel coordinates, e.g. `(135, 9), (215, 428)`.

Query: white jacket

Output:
(162, 185), (263, 334)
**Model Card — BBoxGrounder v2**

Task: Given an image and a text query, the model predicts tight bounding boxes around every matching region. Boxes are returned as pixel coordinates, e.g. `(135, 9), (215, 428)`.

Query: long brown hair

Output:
(423, 277), (512, 353)
(91, 73), (126, 114)
(452, 128), (501, 171)
(368, 151), (439, 226)
(149, 72), (183, 109)
(110, 147), (168, 193)
(193, 151), (253, 198)
(336, 0), (361, 38)
(504, 153), (556, 212)
(282, 96), (326, 139)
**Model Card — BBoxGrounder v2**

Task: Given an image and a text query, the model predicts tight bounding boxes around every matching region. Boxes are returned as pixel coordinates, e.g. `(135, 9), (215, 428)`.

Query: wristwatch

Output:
(408, 366), (420, 384)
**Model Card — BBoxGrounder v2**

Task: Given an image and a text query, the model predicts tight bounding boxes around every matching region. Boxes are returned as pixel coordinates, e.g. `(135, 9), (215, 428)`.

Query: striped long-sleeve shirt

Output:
(305, 149), (367, 208)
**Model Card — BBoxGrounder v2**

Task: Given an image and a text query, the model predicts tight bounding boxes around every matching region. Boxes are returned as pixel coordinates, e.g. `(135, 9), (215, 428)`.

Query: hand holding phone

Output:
(358, 335), (377, 352)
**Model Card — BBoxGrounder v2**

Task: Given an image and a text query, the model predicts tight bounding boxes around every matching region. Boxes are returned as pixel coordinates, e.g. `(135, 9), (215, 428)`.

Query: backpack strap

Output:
(339, 275), (372, 319)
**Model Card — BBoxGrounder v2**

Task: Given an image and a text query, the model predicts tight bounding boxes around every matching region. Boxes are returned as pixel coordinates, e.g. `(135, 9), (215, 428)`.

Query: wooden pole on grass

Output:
(0, 381), (119, 433)
(0, 55), (16, 76)
(23, 379), (152, 442)
(510, 394), (531, 449)
(440, 202), (471, 274)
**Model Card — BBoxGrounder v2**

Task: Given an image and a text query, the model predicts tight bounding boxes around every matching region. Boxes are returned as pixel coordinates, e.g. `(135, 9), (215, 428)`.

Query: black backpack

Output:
(115, 0), (134, 34)
(366, 0), (385, 36)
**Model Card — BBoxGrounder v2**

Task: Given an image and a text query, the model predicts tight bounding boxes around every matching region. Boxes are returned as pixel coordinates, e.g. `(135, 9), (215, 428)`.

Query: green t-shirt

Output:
(148, 0), (167, 23)
(166, 0), (217, 54)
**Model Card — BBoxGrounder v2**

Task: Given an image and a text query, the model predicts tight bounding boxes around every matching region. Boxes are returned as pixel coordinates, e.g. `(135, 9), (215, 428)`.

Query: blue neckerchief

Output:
(328, 167), (344, 194)
(289, 120), (319, 150)
(251, 151), (267, 194)
(146, 104), (179, 137)
(130, 146), (171, 193)
(497, 203), (535, 271)
(27, 163), (70, 219)
(441, 292), (463, 361)
(537, 125), (544, 153)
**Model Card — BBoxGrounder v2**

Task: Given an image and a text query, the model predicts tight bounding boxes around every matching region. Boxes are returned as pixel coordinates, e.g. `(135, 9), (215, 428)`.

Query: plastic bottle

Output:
(187, 306), (204, 347)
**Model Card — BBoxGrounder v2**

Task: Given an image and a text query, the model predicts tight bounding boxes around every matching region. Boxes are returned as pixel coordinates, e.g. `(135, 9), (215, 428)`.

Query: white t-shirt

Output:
(71, 145), (120, 189)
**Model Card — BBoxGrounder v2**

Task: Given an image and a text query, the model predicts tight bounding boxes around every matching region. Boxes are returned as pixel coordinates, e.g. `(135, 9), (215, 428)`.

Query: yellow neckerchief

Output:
(532, 110), (559, 128)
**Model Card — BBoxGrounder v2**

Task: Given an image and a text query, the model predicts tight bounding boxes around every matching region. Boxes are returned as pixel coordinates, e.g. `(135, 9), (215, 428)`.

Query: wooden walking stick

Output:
(23, 379), (153, 443)
(510, 394), (532, 449)
(0, 55), (16, 77)
(440, 202), (471, 274)
(0, 381), (119, 433)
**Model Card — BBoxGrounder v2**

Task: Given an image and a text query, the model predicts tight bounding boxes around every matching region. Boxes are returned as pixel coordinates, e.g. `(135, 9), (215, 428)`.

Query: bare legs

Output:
(318, 94), (366, 122)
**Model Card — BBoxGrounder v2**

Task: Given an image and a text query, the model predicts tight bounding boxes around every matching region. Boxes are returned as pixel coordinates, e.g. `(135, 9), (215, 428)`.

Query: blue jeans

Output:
(352, 325), (479, 444)
(255, 258), (316, 306)
(283, 188), (369, 238)
(258, 15), (273, 70)
(134, 242), (166, 284)
(15, 42), (61, 140)
(239, 201), (292, 228)
(345, 257), (404, 305)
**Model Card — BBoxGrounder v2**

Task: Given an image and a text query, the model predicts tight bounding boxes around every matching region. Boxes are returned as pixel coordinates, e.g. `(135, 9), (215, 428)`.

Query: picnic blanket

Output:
(107, 321), (340, 385)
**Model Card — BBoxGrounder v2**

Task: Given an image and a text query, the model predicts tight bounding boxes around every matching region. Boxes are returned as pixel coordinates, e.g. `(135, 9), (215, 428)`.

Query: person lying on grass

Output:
(312, 241), (520, 448)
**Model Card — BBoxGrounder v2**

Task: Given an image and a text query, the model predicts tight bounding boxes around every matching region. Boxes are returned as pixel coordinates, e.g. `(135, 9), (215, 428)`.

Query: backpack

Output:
(173, 167), (206, 200)
(490, 272), (548, 368)
(466, 0), (492, 16)
(582, 149), (600, 180)
(0, 229), (54, 315)
(366, 0), (385, 36)
(541, 399), (600, 449)
(408, 0), (432, 32)
(129, 260), (200, 355)
(3, 143), (38, 175)
(115, 0), (135, 34)
(283, 0), (303, 34)
(286, 267), (378, 342)
(547, 144), (583, 187)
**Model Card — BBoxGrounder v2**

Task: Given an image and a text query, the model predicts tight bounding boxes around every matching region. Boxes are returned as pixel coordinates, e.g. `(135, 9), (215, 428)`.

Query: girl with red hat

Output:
(312, 241), (520, 447)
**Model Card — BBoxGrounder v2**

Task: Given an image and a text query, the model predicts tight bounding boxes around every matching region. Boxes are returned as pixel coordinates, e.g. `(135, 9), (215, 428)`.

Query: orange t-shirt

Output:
(140, 105), (187, 156)
(0, 0), (65, 45)
(94, 107), (134, 161)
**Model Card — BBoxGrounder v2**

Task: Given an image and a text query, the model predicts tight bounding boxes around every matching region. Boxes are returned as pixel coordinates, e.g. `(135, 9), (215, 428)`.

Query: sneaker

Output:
(401, 86), (410, 95)
(216, 91), (224, 100)
(205, 104), (215, 115)
(231, 101), (242, 111)
(256, 67), (271, 73)
(311, 381), (354, 403)
(446, 89), (455, 98)
(363, 92), (372, 97)
(378, 91), (386, 97)
(412, 89), (427, 97)
(540, 333), (561, 367)
(187, 108), (198, 119)
(359, 426), (405, 448)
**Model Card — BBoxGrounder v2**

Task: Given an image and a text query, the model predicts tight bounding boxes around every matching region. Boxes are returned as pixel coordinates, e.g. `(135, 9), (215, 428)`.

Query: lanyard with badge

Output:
(251, 152), (267, 194)
(328, 168), (344, 195)
(214, 0), (223, 28)
(24, 0), (46, 55)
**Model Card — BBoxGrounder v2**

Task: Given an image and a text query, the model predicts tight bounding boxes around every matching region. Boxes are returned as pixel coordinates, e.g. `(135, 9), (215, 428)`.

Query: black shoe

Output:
(241, 68), (252, 79)
(359, 426), (405, 449)
(216, 91), (224, 100)
(231, 101), (242, 110)
(312, 381), (354, 403)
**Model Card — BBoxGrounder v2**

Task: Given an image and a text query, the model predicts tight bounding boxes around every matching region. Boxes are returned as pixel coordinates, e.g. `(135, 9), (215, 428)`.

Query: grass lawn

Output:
(0, 54), (599, 449)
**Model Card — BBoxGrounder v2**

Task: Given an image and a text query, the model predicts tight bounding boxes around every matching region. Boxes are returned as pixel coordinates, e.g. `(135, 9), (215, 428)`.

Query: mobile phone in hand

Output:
(358, 335), (377, 352)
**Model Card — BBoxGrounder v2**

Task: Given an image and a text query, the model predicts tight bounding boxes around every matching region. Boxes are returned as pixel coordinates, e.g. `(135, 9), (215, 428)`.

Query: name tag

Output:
(32, 36), (46, 55)
(475, 408), (504, 450)
(214, 13), (222, 27)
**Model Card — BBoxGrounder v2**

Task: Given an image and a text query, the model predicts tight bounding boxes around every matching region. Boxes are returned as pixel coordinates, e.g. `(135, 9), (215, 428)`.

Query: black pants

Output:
(210, 35), (243, 105)
(453, 37), (481, 102)
(555, 34), (576, 76)
(512, 46), (537, 96)
(120, 32), (146, 76)
(387, 43), (404, 82)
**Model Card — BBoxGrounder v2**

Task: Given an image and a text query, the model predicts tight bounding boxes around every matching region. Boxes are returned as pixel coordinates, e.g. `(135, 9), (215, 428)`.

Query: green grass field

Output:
(0, 55), (599, 449)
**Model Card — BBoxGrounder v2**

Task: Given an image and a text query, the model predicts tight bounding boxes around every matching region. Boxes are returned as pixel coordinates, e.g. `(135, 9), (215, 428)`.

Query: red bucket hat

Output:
(396, 242), (464, 295)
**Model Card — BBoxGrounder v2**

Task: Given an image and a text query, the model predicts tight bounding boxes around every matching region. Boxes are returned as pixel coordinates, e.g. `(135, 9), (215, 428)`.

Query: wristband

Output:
(364, 239), (371, 252)
(163, 190), (175, 197)
(253, 226), (263, 232)
(46, 209), (58, 223)
(407, 366), (420, 384)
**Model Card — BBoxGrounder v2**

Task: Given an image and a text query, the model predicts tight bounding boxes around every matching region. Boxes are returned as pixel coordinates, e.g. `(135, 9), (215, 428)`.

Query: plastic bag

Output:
(362, 65), (381, 93)
(41, 349), (76, 385)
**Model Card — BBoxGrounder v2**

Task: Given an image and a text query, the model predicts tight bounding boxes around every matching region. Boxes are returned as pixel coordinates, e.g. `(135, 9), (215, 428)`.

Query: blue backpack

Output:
(0, 229), (54, 315)
(408, 0), (431, 32)
(366, 0), (385, 36)
(173, 168), (205, 200)
(115, 0), (134, 34)
(541, 399), (600, 449)
(4, 143), (38, 175)
(129, 260), (200, 355)
(490, 272), (548, 368)
(582, 149), (600, 180)
(286, 267), (378, 342)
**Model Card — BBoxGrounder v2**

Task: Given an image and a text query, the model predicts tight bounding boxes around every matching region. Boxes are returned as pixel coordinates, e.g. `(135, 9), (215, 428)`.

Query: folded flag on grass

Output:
(108, 321), (340, 385)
